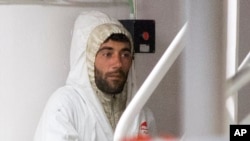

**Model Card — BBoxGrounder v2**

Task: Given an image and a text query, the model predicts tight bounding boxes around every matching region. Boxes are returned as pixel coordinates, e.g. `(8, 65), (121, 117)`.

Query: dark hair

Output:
(103, 33), (134, 59)
(103, 33), (131, 45)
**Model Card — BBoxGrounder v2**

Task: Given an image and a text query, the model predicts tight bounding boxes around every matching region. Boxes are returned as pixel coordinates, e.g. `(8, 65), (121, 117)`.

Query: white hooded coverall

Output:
(34, 11), (157, 141)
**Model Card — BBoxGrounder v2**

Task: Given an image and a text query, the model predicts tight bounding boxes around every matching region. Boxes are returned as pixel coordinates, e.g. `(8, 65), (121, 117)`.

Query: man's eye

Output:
(121, 52), (132, 58)
(102, 52), (112, 57)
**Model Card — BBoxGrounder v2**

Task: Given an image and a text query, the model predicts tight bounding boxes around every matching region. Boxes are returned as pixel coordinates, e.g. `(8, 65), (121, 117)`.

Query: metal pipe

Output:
(238, 51), (250, 71)
(225, 0), (239, 125)
(227, 66), (250, 94)
(114, 22), (188, 141)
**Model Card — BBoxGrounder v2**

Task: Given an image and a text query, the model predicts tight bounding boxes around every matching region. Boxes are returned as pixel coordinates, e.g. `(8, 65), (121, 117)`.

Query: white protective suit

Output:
(34, 11), (157, 141)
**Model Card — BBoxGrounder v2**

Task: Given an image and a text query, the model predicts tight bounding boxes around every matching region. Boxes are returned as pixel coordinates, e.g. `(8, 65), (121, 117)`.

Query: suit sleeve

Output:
(34, 91), (79, 141)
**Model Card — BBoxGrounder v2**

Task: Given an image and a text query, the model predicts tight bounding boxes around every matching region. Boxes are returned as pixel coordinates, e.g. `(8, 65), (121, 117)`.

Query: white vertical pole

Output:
(225, 0), (239, 124)
(182, 0), (225, 139)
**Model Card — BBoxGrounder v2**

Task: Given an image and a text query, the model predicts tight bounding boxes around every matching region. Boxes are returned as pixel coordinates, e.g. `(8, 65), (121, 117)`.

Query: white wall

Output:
(0, 4), (130, 141)
(2, 1), (249, 141)
(238, 0), (250, 122)
(0, 1), (220, 140)
(135, 0), (185, 136)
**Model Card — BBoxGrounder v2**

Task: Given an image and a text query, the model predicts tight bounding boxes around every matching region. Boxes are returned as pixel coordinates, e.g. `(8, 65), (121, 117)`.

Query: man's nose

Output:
(112, 54), (122, 68)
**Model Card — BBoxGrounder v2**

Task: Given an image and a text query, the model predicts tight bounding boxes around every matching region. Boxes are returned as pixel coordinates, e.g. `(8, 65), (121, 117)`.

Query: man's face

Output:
(94, 39), (132, 95)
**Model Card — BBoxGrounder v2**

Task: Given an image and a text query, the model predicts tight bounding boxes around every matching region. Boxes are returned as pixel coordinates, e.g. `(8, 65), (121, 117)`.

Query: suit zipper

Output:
(111, 95), (116, 130)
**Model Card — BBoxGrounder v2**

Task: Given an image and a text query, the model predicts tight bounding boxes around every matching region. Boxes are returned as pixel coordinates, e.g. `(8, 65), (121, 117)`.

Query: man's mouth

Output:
(108, 74), (122, 79)
(106, 71), (125, 80)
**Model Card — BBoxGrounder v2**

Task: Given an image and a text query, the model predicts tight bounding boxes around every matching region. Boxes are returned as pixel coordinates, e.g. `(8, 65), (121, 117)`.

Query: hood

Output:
(66, 10), (137, 106)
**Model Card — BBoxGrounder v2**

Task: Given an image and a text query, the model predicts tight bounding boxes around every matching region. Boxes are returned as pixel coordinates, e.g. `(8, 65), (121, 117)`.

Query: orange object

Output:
(121, 134), (152, 141)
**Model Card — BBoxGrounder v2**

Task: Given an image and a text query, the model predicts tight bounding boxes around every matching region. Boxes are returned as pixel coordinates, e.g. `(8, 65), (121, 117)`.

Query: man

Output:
(34, 11), (156, 141)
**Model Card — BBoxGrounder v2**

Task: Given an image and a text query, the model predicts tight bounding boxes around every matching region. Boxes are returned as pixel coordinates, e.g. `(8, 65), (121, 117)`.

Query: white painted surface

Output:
(182, 0), (225, 137)
(0, 5), (129, 141)
(136, 0), (185, 136)
(1, 1), (249, 141)
(114, 22), (187, 141)
(0, 2), (186, 140)
(238, 0), (250, 123)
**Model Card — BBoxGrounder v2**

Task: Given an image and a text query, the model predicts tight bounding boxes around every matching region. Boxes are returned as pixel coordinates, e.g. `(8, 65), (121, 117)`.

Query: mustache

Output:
(106, 69), (126, 77)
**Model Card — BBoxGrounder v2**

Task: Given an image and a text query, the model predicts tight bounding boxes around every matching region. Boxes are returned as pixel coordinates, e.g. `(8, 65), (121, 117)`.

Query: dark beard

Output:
(95, 68), (128, 95)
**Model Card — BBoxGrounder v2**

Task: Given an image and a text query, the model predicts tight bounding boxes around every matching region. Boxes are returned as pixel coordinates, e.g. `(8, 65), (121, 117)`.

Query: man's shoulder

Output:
(46, 86), (85, 109)
(51, 86), (77, 100)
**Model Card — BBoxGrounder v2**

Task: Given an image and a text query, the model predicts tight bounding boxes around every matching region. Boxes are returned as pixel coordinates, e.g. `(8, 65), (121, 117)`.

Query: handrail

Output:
(227, 65), (250, 95)
(114, 22), (188, 141)
(238, 51), (250, 71)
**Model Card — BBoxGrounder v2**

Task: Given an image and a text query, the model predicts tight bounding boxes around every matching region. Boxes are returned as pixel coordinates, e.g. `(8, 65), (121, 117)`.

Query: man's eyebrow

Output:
(97, 47), (113, 53)
(97, 46), (131, 53)
(121, 48), (131, 52)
